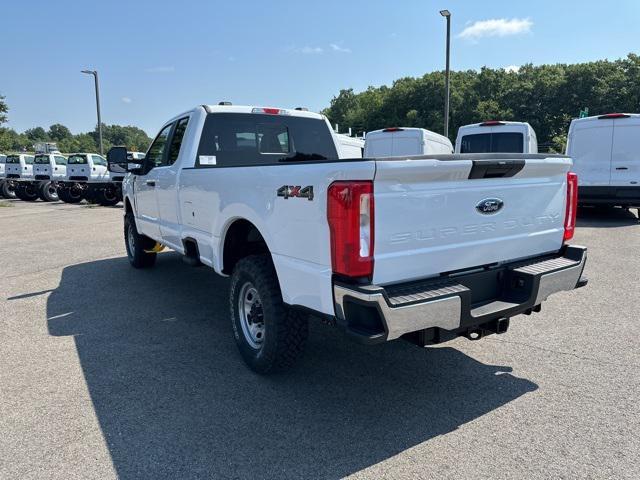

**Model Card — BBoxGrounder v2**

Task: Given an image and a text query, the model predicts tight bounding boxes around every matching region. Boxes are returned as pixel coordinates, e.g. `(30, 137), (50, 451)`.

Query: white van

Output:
(455, 121), (538, 154)
(566, 113), (640, 207)
(364, 127), (453, 157)
(334, 134), (364, 158)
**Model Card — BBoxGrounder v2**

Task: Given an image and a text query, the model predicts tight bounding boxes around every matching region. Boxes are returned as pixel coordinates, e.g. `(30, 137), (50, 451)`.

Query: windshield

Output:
(197, 113), (338, 167)
(460, 132), (524, 153)
(34, 155), (51, 164)
(68, 155), (88, 164)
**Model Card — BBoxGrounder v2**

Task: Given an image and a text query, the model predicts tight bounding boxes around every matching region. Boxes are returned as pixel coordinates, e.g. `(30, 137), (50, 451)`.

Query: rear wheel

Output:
(98, 185), (121, 206)
(229, 255), (308, 373)
(58, 185), (83, 204)
(16, 184), (39, 201)
(38, 181), (59, 202)
(124, 212), (157, 268)
(0, 181), (16, 199)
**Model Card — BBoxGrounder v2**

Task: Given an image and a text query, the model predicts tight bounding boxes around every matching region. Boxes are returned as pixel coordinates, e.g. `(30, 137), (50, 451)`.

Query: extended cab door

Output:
(157, 116), (190, 248)
(610, 116), (640, 186)
(134, 123), (172, 239)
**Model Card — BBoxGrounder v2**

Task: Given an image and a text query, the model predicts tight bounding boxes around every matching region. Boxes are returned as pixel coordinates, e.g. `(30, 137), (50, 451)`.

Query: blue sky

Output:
(2, 0), (639, 136)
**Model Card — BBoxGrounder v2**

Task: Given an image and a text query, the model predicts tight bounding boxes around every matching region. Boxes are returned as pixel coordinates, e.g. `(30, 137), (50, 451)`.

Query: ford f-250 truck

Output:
(107, 103), (587, 374)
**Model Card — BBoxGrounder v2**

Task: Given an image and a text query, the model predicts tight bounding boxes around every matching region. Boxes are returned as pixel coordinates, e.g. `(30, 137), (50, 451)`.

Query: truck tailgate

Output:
(372, 155), (572, 285)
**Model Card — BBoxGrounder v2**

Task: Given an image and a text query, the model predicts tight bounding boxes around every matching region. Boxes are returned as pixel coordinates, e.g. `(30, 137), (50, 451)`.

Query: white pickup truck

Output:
(107, 104), (588, 373)
(4, 154), (37, 201)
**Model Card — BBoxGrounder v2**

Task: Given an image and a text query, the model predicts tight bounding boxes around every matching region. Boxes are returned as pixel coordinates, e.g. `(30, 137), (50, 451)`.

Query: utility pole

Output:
(81, 70), (103, 154)
(439, 10), (451, 138)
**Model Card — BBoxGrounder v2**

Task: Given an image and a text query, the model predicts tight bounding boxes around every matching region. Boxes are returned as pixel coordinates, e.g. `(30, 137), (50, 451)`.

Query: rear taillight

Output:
(480, 120), (505, 126)
(327, 181), (374, 279)
(597, 113), (630, 119)
(383, 127), (404, 132)
(251, 107), (288, 115)
(564, 172), (578, 241)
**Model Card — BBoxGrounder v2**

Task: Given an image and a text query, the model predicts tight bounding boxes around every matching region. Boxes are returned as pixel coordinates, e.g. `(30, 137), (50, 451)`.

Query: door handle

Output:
(145, 180), (156, 187)
(616, 167), (628, 170)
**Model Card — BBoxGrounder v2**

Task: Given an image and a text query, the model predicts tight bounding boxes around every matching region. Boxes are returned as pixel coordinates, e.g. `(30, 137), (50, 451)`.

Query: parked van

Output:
(455, 121), (538, 154)
(566, 113), (640, 208)
(364, 127), (453, 157)
(335, 134), (364, 158)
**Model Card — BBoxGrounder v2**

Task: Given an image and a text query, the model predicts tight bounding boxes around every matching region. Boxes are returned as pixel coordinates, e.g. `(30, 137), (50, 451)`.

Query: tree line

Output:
(322, 53), (640, 152)
(0, 97), (152, 154)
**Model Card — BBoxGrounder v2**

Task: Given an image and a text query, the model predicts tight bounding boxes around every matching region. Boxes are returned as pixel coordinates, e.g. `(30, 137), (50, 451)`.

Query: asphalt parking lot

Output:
(1, 198), (638, 480)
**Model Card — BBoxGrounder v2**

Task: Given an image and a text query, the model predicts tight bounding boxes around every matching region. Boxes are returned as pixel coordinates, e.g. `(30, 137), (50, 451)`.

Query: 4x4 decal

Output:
(277, 185), (314, 201)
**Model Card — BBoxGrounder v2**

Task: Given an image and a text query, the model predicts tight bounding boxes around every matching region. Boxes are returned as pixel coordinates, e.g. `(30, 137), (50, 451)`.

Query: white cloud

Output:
(296, 46), (324, 54)
(330, 43), (352, 53)
(144, 66), (175, 73)
(504, 65), (520, 73)
(458, 18), (532, 40)
(121, 97), (132, 104)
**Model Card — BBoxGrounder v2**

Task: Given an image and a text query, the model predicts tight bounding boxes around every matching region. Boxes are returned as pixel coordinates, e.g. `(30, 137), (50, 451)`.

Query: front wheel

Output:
(230, 255), (308, 374)
(124, 212), (157, 268)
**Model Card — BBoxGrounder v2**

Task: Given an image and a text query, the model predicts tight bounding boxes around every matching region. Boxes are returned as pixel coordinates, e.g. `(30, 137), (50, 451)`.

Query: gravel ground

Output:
(0, 198), (638, 480)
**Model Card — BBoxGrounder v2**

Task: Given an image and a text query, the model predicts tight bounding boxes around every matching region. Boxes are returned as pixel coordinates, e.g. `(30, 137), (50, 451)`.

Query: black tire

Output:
(98, 185), (121, 207)
(230, 255), (308, 374)
(38, 181), (59, 202)
(16, 184), (39, 201)
(58, 186), (83, 204)
(1, 181), (16, 199)
(124, 212), (157, 268)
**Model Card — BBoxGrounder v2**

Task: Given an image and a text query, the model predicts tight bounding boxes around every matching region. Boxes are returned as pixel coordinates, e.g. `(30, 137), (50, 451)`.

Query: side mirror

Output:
(107, 146), (144, 174)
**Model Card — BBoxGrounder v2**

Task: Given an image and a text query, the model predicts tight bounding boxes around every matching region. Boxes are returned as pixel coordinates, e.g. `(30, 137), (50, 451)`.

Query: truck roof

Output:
(201, 104), (324, 120)
(569, 113), (640, 124)
(458, 121), (533, 130)
(366, 127), (450, 144)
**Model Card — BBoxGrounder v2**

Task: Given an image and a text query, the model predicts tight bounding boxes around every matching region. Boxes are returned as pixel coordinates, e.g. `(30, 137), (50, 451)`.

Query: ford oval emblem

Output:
(476, 198), (504, 215)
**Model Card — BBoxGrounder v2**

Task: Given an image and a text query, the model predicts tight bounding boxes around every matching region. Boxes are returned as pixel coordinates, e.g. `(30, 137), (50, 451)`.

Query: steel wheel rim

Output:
(238, 282), (265, 349)
(48, 184), (58, 199)
(104, 188), (117, 202)
(127, 223), (136, 254)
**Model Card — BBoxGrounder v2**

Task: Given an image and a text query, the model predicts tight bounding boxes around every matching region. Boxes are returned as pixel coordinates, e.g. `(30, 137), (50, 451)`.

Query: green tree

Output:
(24, 127), (47, 142)
(48, 124), (73, 142)
(0, 94), (8, 125)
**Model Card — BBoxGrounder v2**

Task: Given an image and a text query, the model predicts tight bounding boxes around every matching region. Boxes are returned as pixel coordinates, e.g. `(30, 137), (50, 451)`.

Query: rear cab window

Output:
(6, 155), (20, 164)
(34, 155), (51, 164)
(68, 155), (88, 164)
(196, 113), (338, 167)
(461, 132), (524, 153)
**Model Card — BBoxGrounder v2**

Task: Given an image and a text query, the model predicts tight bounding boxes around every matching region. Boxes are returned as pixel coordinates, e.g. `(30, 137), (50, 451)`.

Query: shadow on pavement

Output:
(46, 253), (537, 479)
(577, 206), (639, 228)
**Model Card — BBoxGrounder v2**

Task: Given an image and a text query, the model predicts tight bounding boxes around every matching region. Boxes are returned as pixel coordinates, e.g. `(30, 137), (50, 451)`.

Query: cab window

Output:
(34, 155), (50, 164)
(54, 156), (67, 165)
(167, 117), (189, 165)
(24, 155), (35, 164)
(145, 124), (173, 170)
(92, 155), (107, 166)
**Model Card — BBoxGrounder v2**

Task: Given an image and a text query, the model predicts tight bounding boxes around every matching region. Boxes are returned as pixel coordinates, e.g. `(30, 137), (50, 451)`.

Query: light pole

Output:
(81, 69), (103, 155)
(439, 9), (451, 138)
